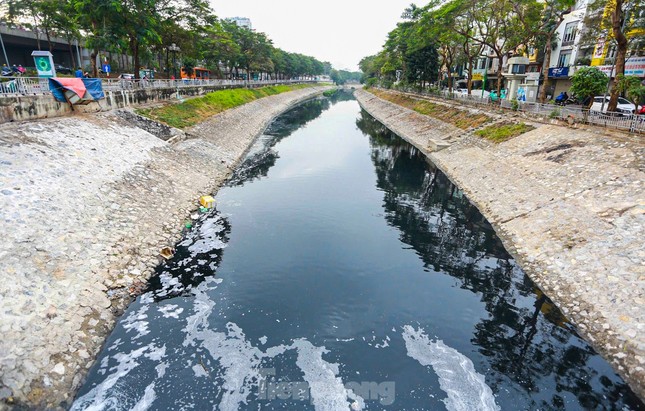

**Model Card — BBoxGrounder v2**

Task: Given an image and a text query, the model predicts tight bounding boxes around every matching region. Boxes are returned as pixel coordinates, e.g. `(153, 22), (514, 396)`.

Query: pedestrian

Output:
(83, 71), (91, 78)
(75, 67), (83, 78)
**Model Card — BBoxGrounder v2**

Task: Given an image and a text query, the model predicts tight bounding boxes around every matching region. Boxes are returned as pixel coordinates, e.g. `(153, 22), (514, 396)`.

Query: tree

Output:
(616, 74), (645, 113)
(582, 0), (645, 111)
(570, 66), (608, 108)
(448, 0), (543, 95)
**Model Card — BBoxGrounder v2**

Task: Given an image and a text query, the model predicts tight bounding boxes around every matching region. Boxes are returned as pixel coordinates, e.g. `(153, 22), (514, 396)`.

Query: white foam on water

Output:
(181, 216), (228, 254)
(130, 383), (156, 411)
(292, 339), (364, 411)
(122, 304), (150, 340)
(192, 364), (209, 378)
(155, 362), (168, 379)
(71, 343), (164, 411)
(402, 325), (500, 411)
(158, 304), (184, 319)
(181, 278), (362, 411)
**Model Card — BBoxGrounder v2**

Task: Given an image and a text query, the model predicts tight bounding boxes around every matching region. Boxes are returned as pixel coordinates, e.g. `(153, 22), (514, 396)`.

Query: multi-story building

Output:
(227, 17), (253, 30)
(544, 0), (592, 98)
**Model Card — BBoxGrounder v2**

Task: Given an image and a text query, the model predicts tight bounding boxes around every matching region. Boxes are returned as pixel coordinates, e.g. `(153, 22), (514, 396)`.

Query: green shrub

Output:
(365, 78), (378, 88)
(137, 84), (315, 128)
(549, 108), (561, 119)
(511, 99), (519, 111)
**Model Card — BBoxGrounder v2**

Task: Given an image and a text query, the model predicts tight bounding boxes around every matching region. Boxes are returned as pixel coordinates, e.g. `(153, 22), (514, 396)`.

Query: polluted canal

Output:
(73, 92), (644, 410)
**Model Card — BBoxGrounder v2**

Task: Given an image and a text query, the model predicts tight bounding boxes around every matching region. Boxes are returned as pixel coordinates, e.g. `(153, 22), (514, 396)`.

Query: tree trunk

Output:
(467, 57), (473, 95)
(45, 29), (53, 53)
(132, 40), (140, 80)
(538, 32), (554, 103)
(67, 40), (74, 68)
(608, 0), (627, 112)
(495, 52), (503, 97)
(91, 49), (98, 77)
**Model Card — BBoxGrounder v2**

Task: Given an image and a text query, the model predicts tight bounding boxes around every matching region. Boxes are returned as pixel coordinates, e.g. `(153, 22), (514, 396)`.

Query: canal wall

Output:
(0, 85), (332, 409)
(0, 81), (319, 124)
(355, 89), (645, 399)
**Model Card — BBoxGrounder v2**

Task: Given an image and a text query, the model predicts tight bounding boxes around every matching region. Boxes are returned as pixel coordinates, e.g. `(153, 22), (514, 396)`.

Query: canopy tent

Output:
(48, 78), (104, 105)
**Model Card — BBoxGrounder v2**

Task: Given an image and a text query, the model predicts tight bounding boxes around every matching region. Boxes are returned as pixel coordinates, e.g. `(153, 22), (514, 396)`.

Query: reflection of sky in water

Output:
(72, 94), (644, 411)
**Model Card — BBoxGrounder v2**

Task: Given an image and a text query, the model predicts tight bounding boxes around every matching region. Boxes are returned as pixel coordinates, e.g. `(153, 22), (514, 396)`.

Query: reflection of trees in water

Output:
(328, 89), (356, 105)
(227, 98), (332, 186)
(356, 109), (644, 410)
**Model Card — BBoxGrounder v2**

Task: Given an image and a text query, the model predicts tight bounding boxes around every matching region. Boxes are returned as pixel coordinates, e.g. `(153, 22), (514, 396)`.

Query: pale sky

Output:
(209, 0), (418, 71)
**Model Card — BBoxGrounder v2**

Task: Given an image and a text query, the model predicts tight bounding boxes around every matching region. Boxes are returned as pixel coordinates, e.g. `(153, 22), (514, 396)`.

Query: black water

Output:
(73, 93), (644, 410)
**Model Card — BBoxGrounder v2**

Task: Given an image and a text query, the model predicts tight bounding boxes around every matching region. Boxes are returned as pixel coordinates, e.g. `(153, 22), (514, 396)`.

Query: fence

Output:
(0, 77), (319, 98)
(392, 87), (645, 134)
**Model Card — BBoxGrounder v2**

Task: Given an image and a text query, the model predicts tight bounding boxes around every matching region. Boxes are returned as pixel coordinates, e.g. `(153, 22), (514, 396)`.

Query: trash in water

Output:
(160, 247), (174, 260)
(199, 195), (215, 209)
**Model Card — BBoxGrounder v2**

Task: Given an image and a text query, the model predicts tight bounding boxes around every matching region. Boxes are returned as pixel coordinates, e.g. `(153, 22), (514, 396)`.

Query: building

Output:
(544, 0), (593, 98)
(227, 17), (252, 30)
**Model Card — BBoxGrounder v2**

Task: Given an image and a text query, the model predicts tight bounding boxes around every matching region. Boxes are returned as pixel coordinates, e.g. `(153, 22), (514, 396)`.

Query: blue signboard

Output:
(548, 67), (569, 78)
(102, 64), (111, 74)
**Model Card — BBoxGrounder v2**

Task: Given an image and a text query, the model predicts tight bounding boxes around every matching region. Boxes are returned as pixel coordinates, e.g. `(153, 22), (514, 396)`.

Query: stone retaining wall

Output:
(0, 82), (316, 124)
(0, 85), (332, 409)
(355, 89), (645, 400)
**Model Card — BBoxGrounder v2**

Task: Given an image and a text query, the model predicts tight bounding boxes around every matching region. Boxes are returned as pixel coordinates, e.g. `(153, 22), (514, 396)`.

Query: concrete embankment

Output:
(355, 89), (645, 399)
(0, 85), (331, 409)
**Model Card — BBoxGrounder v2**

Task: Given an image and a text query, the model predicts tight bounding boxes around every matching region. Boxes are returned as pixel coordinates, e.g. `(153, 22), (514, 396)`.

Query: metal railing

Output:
(0, 77), (319, 97)
(391, 87), (645, 134)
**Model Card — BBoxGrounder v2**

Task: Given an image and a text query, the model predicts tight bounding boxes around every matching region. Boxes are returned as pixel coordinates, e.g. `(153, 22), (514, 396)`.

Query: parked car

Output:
(54, 64), (72, 74)
(590, 96), (636, 115)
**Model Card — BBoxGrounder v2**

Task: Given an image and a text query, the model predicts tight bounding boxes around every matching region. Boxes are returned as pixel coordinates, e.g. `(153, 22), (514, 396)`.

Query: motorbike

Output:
(1, 67), (12, 77)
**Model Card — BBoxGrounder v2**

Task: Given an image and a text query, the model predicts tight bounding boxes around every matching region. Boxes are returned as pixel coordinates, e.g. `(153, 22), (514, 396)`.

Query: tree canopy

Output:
(4, 0), (330, 80)
(361, 0), (644, 110)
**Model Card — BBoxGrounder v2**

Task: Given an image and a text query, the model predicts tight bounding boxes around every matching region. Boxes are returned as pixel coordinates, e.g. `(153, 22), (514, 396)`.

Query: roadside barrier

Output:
(391, 87), (645, 134)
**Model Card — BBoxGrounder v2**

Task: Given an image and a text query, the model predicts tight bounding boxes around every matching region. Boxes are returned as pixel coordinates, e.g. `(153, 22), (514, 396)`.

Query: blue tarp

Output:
(48, 78), (105, 103)
(83, 78), (105, 100)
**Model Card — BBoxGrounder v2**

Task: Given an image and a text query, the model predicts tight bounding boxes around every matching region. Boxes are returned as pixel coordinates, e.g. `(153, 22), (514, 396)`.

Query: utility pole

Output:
(0, 30), (9, 67)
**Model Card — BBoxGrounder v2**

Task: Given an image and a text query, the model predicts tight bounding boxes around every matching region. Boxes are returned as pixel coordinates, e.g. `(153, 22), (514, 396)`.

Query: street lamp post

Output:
(169, 43), (180, 79)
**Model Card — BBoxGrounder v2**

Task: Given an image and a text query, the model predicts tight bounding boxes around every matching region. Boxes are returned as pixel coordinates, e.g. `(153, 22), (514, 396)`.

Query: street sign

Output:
(102, 64), (111, 74)
(31, 50), (55, 78)
(548, 67), (569, 78)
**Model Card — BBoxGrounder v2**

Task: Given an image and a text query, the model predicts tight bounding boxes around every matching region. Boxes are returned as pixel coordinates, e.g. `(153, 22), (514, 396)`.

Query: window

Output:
(562, 22), (578, 46)
(511, 64), (526, 74)
(557, 50), (572, 67)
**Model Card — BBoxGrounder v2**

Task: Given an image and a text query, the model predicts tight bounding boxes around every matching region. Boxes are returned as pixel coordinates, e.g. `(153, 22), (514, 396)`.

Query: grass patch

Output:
(369, 89), (491, 130)
(475, 122), (535, 143)
(323, 89), (339, 97)
(138, 83), (316, 129)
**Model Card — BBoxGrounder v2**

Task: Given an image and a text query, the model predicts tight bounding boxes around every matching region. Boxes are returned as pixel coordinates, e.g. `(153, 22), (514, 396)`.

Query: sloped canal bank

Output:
(72, 93), (644, 410)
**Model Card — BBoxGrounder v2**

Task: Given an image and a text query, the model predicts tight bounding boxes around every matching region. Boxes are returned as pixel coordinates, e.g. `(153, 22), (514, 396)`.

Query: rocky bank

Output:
(355, 88), (645, 400)
(0, 85), (331, 409)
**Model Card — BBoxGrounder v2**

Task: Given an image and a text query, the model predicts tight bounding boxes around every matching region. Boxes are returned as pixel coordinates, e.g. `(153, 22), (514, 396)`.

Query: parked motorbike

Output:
(12, 65), (26, 76)
(1, 66), (12, 77)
